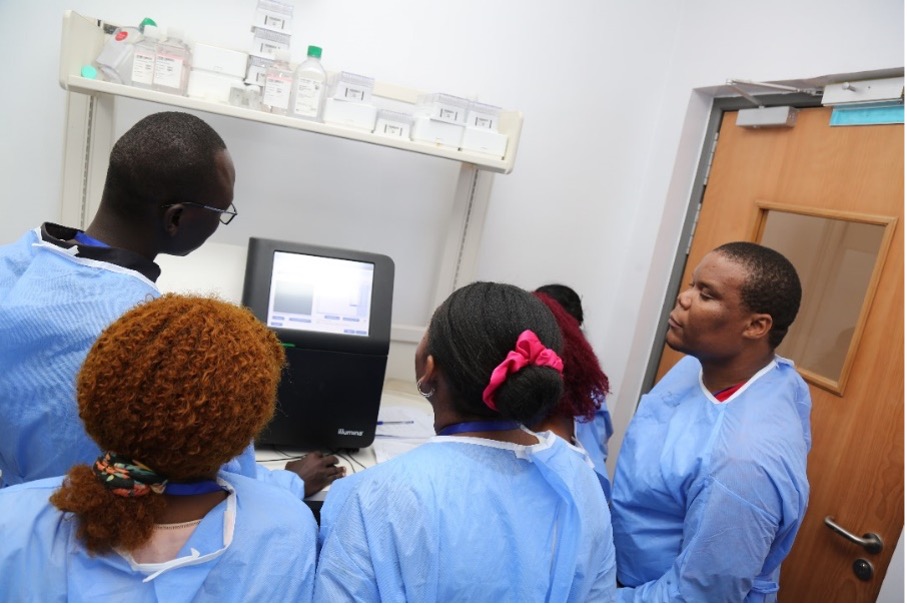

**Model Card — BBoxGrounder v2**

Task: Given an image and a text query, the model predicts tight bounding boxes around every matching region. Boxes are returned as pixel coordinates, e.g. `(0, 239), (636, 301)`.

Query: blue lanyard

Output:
(73, 231), (109, 248)
(437, 420), (521, 436)
(164, 480), (226, 496)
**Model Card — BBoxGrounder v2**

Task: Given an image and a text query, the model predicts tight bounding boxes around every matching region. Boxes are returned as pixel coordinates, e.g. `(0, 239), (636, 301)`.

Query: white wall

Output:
(0, 1), (902, 592)
(878, 530), (905, 602)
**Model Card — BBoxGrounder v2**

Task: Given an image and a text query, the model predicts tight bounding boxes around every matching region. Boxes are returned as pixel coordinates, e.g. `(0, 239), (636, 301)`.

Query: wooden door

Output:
(655, 106), (903, 601)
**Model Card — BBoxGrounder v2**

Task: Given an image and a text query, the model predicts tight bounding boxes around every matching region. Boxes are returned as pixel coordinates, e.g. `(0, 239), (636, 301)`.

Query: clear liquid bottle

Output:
(290, 45), (326, 121)
(152, 27), (191, 95)
(129, 24), (163, 89)
(262, 50), (294, 115)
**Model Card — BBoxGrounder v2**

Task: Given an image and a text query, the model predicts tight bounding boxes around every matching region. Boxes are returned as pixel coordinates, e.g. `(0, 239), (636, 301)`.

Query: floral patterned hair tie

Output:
(93, 452), (167, 497)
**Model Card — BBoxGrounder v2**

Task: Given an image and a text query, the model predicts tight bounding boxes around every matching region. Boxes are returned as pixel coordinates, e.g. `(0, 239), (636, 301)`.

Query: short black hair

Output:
(534, 284), (584, 325)
(427, 282), (563, 425)
(102, 112), (227, 217)
(715, 242), (802, 349)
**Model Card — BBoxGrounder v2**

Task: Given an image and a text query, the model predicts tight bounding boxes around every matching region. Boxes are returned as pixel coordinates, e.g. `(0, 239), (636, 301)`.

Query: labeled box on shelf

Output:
(411, 115), (464, 148)
(245, 55), (274, 86)
(192, 43), (249, 79)
(329, 72), (375, 103)
(466, 101), (501, 131)
(187, 70), (244, 103)
(460, 127), (508, 158)
(373, 109), (414, 138)
(416, 93), (469, 125)
(323, 98), (377, 131)
(253, 0), (294, 33)
(250, 26), (291, 59)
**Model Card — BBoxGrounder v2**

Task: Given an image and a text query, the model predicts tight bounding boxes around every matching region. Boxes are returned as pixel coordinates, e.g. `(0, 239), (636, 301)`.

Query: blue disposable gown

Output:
(223, 443), (306, 498)
(610, 356), (811, 602)
(0, 228), (160, 486)
(0, 227), (305, 498)
(314, 431), (616, 602)
(0, 471), (318, 602)
(575, 395), (614, 498)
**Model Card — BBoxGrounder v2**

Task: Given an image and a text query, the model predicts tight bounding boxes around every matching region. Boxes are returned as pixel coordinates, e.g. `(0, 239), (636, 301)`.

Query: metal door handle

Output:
(824, 516), (884, 554)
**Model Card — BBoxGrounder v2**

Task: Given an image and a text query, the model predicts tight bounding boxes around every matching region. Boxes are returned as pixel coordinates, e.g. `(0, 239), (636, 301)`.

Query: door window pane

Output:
(759, 208), (891, 393)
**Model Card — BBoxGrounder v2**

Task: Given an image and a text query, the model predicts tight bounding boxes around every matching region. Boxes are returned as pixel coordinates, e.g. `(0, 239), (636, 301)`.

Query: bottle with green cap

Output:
(93, 17), (157, 84)
(290, 45), (327, 121)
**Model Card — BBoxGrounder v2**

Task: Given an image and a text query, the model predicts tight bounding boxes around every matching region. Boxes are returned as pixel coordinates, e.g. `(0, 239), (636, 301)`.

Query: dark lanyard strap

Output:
(164, 480), (226, 496)
(437, 420), (521, 436)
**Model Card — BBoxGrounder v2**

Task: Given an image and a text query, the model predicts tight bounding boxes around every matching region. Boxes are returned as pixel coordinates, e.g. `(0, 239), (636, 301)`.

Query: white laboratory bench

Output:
(254, 379), (434, 503)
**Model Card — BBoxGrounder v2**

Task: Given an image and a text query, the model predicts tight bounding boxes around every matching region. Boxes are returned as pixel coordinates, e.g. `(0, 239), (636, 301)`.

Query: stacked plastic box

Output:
(374, 109), (415, 139)
(412, 93), (469, 149)
(323, 72), (378, 130)
(187, 42), (249, 103)
(246, 0), (293, 87)
(412, 94), (508, 157)
(461, 101), (508, 157)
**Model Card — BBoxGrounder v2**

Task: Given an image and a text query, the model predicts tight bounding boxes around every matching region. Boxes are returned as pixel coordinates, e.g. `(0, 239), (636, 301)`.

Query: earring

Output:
(416, 379), (435, 399)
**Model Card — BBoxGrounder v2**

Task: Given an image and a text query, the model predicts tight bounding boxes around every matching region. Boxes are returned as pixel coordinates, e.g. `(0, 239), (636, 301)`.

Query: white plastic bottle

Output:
(129, 24), (163, 90)
(290, 45), (326, 121)
(153, 27), (191, 95)
(262, 50), (294, 115)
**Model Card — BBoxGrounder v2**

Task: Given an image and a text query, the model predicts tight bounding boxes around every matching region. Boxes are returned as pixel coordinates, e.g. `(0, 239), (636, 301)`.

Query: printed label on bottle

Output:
(264, 72), (293, 110)
(293, 77), (323, 117)
(154, 52), (184, 90)
(131, 48), (155, 86)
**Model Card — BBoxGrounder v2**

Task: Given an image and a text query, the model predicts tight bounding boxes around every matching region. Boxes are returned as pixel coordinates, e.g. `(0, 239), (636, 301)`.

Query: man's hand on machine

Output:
(285, 452), (347, 497)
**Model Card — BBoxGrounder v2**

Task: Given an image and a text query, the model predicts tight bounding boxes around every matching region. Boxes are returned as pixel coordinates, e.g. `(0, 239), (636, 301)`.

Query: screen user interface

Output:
(267, 251), (374, 337)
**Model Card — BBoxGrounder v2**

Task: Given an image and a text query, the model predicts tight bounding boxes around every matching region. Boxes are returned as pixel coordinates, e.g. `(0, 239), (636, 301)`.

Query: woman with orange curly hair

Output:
(0, 294), (318, 602)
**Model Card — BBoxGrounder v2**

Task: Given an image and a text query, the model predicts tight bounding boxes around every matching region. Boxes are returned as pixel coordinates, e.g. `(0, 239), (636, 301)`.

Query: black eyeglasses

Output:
(163, 201), (238, 225)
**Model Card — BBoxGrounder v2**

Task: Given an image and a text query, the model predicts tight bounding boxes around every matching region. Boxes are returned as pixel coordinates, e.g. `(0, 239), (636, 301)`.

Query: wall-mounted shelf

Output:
(59, 10), (522, 174)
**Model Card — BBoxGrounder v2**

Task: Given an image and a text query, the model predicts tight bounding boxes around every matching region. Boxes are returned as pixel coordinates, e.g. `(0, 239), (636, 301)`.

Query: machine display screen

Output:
(265, 250), (375, 337)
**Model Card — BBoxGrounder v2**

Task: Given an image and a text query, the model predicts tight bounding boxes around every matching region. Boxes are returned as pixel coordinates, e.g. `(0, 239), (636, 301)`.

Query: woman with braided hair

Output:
(314, 282), (616, 602)
(0, 294), (318, 602)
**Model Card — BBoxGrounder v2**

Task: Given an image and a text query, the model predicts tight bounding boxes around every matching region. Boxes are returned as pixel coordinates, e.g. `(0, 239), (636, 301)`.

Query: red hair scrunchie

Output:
(482, 330), (564, 411)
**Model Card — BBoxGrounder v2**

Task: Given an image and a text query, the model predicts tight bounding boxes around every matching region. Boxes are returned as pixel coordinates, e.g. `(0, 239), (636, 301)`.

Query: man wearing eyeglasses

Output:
(0, 111), (341, 498)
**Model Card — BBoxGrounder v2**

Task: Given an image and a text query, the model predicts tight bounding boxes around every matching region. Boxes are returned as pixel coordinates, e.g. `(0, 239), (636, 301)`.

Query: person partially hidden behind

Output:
(0, 294), (318, 601)
(532, 286), (613, 498)
(0, 111), (341, 494)
(314, 282), (616, 602)
(610, 242), (811, 602)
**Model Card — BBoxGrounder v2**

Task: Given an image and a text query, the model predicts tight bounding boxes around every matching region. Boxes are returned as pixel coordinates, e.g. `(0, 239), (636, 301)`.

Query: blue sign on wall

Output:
(830, 104), (904, 126)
